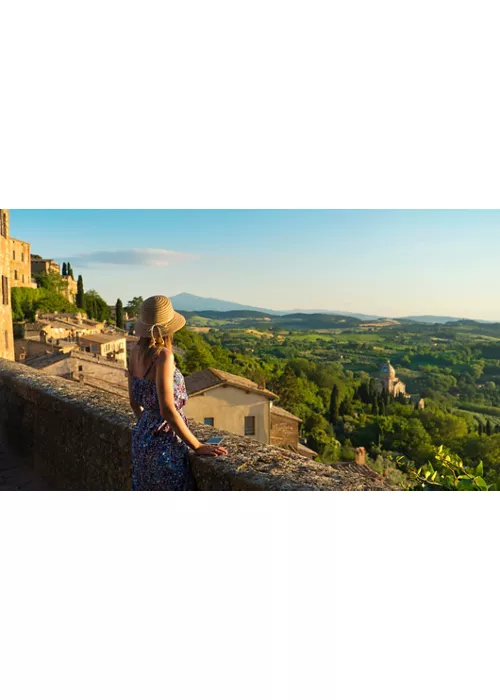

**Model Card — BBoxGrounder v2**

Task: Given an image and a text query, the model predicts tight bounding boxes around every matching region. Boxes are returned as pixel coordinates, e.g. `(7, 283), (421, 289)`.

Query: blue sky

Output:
(9, 210), (500, 319)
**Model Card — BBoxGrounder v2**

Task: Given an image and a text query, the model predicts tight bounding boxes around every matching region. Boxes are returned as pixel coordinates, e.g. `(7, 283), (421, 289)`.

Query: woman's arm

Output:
(156, 349), (226, 455)
(128, 373), (143, 420)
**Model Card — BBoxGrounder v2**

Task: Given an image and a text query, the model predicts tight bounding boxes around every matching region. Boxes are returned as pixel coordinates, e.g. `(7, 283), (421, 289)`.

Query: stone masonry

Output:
(0, 358), (396, 491)
(0, 210), (15, 361)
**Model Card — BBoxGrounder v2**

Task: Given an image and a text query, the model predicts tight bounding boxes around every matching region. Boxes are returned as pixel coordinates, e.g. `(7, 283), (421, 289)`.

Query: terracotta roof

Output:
(271, 405), (302, 422)
(25, 353), (66, 370)
(78, 334), (127, 345)
(185, 368), (278, 400)
(25, 322), (51, 332)
(296, 443), (319, 458)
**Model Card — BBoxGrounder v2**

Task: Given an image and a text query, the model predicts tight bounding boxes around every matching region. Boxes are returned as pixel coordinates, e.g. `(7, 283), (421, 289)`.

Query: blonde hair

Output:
(137, 333), (173, 362)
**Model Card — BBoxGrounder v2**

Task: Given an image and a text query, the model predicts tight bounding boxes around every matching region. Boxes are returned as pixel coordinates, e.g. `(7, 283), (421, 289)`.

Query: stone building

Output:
(61, 274), (78, 303)
(23, 348), (128, 396)
(9, 237), (37, 288)
(77, 333), (127, 367)
(184, 367), (314, 454)
(30, 257), (61, 276)
(0, 209), (15, 360)
(376, 360), (409, 398)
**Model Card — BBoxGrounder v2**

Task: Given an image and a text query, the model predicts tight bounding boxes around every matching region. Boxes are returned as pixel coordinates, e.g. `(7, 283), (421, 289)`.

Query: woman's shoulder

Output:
(156, 346), (175, 365)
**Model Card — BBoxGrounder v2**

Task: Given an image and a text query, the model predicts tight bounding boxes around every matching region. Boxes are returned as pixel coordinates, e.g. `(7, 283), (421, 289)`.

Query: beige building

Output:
(78, 333), (127, 367)
(31, 257), (61, 276)
(10, 237), (37, 288)
(61, 275), (78, 303)
(376, 360), (409, 398)
(23, 348), (128, 397)
(23, 314), (106, 343)
(0, 209), (15, 360)
(184, 368), (315, 455)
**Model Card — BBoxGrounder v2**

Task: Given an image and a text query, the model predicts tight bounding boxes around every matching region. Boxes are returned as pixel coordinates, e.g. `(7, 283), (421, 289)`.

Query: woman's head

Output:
(134, 295), (185, 357)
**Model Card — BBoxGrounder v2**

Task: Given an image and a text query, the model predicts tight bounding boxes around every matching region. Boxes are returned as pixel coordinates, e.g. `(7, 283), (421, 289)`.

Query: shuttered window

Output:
(1, 276), (8, 305)
(244, 416), (256, 436)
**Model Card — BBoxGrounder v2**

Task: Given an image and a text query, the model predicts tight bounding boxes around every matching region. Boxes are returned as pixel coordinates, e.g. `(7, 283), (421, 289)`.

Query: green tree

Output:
(84, 290), (110, 322)
(76, 275), (84, 309)
(485, 419), (493, 436)
(126, 296), (144, 317)
(277, 365), (303, 414)
(62, 262), (67, 276)
(329, 384), (340, 424)
(68, 263), (74, 278)
(116, 298), (124, 329)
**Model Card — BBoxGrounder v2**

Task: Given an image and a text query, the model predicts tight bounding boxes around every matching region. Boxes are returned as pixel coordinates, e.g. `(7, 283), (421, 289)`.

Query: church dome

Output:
(380, 361), (396, 378)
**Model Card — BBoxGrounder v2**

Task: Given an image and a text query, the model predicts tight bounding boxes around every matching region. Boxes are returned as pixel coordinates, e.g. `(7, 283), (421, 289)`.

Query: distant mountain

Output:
(170, 293), (272, 314)
(170, 293), (379, 320)
(399, 315), (495, 324)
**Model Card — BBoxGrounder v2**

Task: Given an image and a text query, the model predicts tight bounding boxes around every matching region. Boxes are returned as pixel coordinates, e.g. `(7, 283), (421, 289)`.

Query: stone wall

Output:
(0, 358), (395, 491)
(0, 210), (15, 361)
(270, 412), (299, 448)
(10, 237), (35, 288)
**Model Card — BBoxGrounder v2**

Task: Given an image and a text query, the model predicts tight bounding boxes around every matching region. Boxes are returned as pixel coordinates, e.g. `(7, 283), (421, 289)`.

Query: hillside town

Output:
(0, 208), (326, 461)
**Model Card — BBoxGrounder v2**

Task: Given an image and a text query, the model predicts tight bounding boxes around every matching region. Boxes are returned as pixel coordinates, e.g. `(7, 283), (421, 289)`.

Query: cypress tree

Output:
(76, 275), (84, 309)
(329, 384), (340, 424)
(116, 298), (124, 329)
(62, 262), (67, 276)
(486, 419), (492, 436)
(68, 263), (74, 278)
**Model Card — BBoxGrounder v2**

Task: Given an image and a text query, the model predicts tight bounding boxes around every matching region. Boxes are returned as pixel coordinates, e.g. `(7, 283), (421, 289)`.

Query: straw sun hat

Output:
(134, 296), (186, 339)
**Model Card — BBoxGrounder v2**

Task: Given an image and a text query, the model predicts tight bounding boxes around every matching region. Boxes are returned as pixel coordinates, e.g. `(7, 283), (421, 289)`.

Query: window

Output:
(204, 417), (214, 426)
(12, 250), (16, 261)
(5, 330), (9, 350)
(22, 275), (25, 283)
(21, 252), (24, 263)
(79, 365), (83, 372)
(245, 416), (256, 436)
(1, 276), (8, 305)
(14, 270), (18, 280)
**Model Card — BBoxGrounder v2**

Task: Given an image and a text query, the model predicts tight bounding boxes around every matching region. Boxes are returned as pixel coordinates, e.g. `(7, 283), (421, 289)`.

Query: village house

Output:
(61, 274), (78, 303)
(30, 257), (61, 276)
(184, 367), (317, 456)
(22, 348), (129, 397)
(9, 237), (37, 289)
(0, 209), (14, 360)
(77, 333), (127, 367)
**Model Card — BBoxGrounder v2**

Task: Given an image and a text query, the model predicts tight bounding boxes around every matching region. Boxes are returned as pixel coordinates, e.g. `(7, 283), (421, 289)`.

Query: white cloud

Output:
(66, 248), (198, 267)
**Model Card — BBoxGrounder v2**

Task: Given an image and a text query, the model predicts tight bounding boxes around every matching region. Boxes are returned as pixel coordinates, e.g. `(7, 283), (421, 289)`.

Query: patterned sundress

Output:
(131, 356), (196, 491)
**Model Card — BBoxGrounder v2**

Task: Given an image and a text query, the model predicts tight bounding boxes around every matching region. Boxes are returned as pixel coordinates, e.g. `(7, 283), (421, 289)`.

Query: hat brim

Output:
(134, 311), (186, 338)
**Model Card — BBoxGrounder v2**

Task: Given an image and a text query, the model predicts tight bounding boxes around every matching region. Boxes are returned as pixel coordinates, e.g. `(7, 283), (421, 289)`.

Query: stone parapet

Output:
(0, 359), (395, 491)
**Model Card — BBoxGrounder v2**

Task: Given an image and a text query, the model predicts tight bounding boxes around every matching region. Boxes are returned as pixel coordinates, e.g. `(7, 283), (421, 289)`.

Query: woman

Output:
(128, 295), (227, 490)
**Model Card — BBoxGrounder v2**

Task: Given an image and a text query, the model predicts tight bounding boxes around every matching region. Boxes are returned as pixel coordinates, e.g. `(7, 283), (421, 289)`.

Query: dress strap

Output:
(143, 351), (161, 380)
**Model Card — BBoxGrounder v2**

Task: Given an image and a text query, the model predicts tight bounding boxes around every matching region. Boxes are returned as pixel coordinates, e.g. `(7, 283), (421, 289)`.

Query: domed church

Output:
(376, 360), (409, 398)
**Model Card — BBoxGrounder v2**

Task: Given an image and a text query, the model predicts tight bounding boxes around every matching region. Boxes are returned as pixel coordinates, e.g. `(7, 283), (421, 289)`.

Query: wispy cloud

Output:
(64, 248), (198, 267)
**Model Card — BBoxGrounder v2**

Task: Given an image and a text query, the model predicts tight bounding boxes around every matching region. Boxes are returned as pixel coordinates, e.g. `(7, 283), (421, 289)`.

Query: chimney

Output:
(354, 447), (366, 466)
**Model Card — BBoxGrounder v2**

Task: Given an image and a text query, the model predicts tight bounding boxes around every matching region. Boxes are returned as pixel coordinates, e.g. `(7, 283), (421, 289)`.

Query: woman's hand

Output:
(195, 444), (228, 457)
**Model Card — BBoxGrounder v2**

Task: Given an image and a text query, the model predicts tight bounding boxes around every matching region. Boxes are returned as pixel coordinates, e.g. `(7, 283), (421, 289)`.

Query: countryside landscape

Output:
(3, 209), (500, 491)
(165, 294), (500, 488)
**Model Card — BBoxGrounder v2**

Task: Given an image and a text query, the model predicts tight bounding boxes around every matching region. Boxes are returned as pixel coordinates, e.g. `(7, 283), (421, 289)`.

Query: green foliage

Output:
(83, 290), (111, 322)
(76, 275), (84, 309)
(11, 286), (77, 322)
(329, 384), (340, 423)
(406, 447), (491, 491)
(116, 298), (124, 329)
(126, 296), (144, 317)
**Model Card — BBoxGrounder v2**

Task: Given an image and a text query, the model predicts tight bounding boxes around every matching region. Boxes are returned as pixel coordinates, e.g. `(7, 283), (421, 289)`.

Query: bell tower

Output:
(0, 209), (15, 360)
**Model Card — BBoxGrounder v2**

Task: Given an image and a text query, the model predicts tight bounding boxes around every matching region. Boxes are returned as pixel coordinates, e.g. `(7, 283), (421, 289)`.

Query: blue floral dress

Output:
(131, 362), (196, 491)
